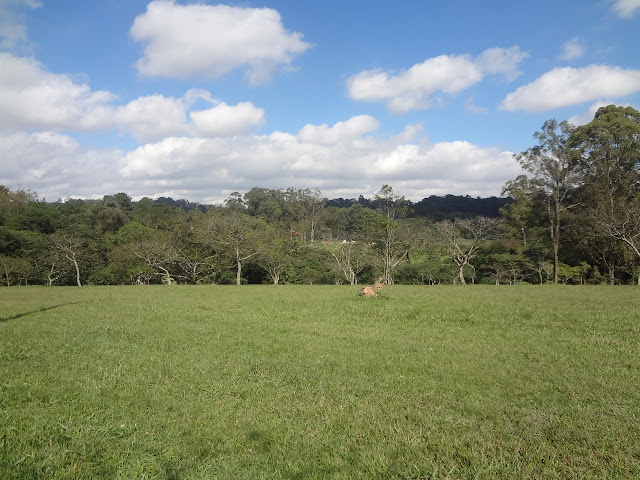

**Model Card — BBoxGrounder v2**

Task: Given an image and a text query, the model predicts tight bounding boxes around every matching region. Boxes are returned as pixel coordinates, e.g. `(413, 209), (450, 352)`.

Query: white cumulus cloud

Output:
(346, 46), (528, 113)
(500, 65), (640, 112)
(113, 94), (190, 142)
(130, 0), (312, 85)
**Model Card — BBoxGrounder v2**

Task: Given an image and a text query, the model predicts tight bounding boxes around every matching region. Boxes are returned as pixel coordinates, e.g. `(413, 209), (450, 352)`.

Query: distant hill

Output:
(325, 194), (511, 220)
(148, 192), (511, 220)
(409, 195), (511, 221)
(152, 196), (208, 213)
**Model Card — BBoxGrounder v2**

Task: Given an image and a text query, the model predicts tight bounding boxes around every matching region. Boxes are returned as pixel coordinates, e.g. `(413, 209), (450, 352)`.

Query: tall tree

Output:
(205, 208), (267, 285)
(224, 192), (247, 213)
(570, 105), (640, 275)
(298, 188), (324, 243)
(511, 119), (578, 283)
(364, 185), (412, 284)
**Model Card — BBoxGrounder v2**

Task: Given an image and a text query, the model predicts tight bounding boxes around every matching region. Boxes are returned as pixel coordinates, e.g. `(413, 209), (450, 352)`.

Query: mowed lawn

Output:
(1, 285), (639, 479)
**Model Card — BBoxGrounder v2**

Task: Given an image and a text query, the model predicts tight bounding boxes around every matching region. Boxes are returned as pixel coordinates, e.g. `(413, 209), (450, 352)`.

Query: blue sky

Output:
(1, 0), (639, 203)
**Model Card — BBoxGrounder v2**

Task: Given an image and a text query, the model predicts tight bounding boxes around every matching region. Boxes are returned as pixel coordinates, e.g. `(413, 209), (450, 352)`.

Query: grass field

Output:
(1, 285), (639, 479)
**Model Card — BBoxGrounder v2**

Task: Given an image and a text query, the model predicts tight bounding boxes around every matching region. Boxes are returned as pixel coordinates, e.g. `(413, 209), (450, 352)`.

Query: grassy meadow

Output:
(1, 285), (639, 479)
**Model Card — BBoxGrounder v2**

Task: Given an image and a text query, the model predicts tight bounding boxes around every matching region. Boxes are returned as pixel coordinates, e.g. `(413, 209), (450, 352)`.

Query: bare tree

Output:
(51, 232), (84, 287)
(532, 256), (552, 285)
(175, 245), (218, 284)
(436, 216), (503, 285)
(330, 241), (367, 285)
(131, 239), (179, 285)
(592, 198), (640, 262)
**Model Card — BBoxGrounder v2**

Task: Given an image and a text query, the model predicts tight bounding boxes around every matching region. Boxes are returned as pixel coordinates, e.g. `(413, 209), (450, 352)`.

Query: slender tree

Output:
(51, 232), (84, 287)
(512, 119), (579, 283)
(364, 185), (412, 284)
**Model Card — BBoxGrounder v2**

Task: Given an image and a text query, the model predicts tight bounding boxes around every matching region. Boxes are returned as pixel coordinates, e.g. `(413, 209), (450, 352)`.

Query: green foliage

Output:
(291, 244), (335, 284)
(569, 105), (640, 264)
(113, 221), (154, 244)
(500, 105), (640, 284)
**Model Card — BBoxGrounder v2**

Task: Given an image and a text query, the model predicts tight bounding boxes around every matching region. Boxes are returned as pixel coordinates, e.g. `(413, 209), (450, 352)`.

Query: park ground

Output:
(1, 285), (639, 479)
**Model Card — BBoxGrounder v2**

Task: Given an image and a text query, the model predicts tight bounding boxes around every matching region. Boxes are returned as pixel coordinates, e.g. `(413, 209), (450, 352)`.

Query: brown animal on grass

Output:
(359, 276), (384, 297)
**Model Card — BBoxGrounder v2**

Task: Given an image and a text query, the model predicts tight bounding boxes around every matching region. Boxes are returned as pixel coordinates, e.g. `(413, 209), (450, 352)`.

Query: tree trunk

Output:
(234, 246), (243, 285)
(458, 264), (466, 285)
(382, 235), (395, 285)
(549, 198), (560, 284)
(553, 244), (559, 285)
(66, 253), (82, 287)
(74, 260), (81, 287)
(159, 267), (173, 285)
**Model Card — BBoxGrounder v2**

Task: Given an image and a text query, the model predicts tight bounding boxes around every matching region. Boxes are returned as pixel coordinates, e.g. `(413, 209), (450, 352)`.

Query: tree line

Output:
(1, 105), (638, 286)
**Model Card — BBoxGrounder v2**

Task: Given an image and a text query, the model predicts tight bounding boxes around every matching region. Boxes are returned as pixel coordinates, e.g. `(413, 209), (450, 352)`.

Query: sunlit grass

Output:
(1, 285), (639, 478)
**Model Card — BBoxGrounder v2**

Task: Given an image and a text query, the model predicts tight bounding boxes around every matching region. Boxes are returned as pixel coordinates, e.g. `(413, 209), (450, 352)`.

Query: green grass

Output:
(1, 285), (639, 479)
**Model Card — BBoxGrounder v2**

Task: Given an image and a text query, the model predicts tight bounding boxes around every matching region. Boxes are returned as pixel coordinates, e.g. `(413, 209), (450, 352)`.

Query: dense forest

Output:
(2, 105), (639, 286)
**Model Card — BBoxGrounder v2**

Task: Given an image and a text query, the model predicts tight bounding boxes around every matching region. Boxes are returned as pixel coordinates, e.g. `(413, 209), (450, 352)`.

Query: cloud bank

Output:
(0, 115), (520, 204)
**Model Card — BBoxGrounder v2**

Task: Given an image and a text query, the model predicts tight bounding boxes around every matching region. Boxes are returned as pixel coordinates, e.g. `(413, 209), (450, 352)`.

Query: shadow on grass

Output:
(0, 301), (86, 323)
